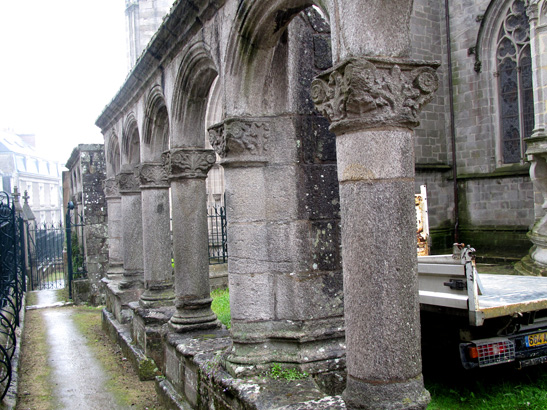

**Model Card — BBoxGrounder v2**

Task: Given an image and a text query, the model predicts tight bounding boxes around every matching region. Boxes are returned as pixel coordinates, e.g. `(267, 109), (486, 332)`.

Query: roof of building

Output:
(0, 129), (62, 178)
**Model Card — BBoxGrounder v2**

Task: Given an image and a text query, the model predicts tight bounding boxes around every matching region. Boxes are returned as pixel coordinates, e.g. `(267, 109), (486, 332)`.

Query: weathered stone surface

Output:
(312, 57), (439, 135)
(168, 151), (218, 332)
(64, 145), (108, 304)
(140, 183), (174, 306)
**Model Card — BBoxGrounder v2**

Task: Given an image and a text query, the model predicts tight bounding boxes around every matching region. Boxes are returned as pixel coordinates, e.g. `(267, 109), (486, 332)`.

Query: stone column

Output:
(515, 1), (547, 276)
(117, 165), (144, 289)
(165, 148), (219, 331)
(138, 162), (174, 306)
(312, 57), (438, 409)
(104, 178), (124, 276)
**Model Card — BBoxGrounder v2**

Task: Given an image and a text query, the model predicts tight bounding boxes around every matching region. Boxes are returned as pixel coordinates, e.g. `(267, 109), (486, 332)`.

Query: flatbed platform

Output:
(478, 274), (547, 320)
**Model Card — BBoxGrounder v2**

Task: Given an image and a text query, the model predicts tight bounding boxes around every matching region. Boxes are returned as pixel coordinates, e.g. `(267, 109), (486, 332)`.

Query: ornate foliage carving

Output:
(139, 163), (169, 188)
(103, 178), (120, 197)
(117, 169), (141, 193)
(311, 57), (439, 133)
(208, 120), (270, 165)
(165, 149), (216, 180)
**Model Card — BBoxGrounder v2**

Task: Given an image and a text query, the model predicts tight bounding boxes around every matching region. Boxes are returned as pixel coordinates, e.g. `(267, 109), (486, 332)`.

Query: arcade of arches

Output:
(95, 0), (547, 408)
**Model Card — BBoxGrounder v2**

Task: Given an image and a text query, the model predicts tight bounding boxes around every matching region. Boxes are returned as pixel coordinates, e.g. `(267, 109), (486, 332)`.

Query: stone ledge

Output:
(102, 308), (160, 381)
(160, 330), (346, 409)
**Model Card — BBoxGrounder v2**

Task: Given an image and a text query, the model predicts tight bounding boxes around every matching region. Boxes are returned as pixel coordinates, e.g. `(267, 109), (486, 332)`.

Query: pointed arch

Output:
(477, 0), (534, 165)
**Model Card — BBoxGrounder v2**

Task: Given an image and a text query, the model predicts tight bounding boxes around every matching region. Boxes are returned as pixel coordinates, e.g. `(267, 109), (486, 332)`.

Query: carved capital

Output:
(208, 119), (270, 166)
(311, 57), (440, 134)
(104, 178), (120, 198)
(165, 149), (216, 180)
(138, 162), (169, 189)
(117, 168), (141, 194)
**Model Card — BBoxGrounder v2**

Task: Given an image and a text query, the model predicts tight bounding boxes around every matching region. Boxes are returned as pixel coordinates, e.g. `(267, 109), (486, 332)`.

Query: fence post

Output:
(66, 201), (74, 299)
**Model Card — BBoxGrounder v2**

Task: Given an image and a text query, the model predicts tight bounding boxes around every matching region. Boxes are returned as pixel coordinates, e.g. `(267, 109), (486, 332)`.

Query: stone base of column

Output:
(225, 318), (346, 389)
(120, 270), (144, 289)
(103, 275), (143, 324)
(515, 230), (547, 276)
(106, 263), (125, 279)
(139, 285), (175, 308)
(515, 253), (547, 276)
(168, 297), (219, 332)
(343, 374), (430, 410)
(129, 301), (175, 370)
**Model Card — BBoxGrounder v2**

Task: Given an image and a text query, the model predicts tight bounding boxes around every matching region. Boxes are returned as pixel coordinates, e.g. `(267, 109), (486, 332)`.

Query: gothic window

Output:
(496, 0), (534, 164)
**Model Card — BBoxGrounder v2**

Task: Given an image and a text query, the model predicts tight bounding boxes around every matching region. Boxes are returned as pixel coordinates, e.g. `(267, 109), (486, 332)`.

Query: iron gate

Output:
(0, 192), (26, 400)
(27, 202), (86, 297)
(207, 204), (228, 264)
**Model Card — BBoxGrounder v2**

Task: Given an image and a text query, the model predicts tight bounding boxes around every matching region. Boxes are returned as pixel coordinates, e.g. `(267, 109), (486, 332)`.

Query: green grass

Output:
(426, 365), (547, 409)
(269, 363), (309, 381)
(211, 288), (231, 329)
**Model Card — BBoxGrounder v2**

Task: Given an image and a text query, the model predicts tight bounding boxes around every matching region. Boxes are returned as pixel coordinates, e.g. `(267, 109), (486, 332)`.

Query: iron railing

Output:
(28, 222), (66, 291)
(0, 192), (26, 400)
(207, 204), (228, 265)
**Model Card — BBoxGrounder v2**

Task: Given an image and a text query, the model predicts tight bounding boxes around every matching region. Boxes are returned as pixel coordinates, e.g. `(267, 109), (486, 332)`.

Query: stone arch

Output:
(224, 0), (329, 115)
(142, 85), (170, 162)
(106, 130), (121, 178)
(171, 41), (219, 148)
(217, 0), (346, 378)
(122, 113), (141, 165)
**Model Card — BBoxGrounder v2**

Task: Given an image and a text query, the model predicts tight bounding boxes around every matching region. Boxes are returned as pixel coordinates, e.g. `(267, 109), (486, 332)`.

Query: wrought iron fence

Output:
(207, 204), (228, 265)
(0, 192), (26, 400)
(28, 222), (66, 290)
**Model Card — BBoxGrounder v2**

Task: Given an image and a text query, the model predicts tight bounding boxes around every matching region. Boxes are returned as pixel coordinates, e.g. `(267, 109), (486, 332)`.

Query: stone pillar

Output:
(138, 162), (174, 306)
(515, 1), (547, 276)
(312, 57), (438, 409)
(209, 116), (345, 379)
(165, 148), (219, 331)
(117, 165), (144, 289)
(104, 178), (124, 276)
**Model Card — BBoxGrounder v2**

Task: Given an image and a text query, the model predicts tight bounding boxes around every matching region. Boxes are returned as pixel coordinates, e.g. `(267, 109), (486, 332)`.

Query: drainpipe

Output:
(445, 0), (459, 243)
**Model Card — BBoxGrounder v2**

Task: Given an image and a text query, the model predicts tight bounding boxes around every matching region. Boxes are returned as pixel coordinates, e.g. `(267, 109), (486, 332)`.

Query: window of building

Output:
(496, 0), (533, 164)
(39, 183), (44, 205)
(50, 185), (57, 206)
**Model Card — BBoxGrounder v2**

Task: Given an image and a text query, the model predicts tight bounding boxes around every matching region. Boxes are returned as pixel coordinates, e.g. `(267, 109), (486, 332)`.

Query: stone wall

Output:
(408, 0), (535, 253)
(65, 144), (108, 304)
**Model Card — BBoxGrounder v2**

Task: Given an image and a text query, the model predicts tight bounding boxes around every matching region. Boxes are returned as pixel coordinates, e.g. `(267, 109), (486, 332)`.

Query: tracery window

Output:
(496, 0), (534, 164)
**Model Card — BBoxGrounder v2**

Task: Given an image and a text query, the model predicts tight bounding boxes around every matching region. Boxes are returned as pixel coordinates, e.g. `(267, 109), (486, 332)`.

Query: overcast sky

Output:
(0, 1), (128, 165)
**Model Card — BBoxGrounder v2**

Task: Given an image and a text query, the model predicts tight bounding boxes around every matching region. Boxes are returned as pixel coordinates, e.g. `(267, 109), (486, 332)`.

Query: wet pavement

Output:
(30, 291), (130, 410)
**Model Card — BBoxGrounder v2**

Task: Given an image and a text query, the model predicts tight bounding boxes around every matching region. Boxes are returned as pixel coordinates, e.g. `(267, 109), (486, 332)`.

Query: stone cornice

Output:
(311, 56), (440, 135)
(164, 148), (216, 180)
(138, 162), (170, 189)
(208, 118), (270, 167)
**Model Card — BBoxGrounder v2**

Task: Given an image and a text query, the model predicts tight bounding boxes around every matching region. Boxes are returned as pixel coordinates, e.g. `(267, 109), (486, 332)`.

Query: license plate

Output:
(526, 332), (547, 348)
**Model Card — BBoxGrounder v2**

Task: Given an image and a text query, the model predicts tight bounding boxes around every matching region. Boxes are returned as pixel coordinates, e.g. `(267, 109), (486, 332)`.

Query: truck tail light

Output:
(469, 339), (515, 367)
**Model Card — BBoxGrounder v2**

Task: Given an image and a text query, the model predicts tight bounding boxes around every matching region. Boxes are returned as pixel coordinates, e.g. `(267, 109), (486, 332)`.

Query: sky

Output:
(0, 1), (128, 165)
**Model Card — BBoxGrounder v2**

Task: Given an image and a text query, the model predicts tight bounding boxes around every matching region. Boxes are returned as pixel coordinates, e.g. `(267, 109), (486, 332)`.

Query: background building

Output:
(0, 130), (63, 225)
